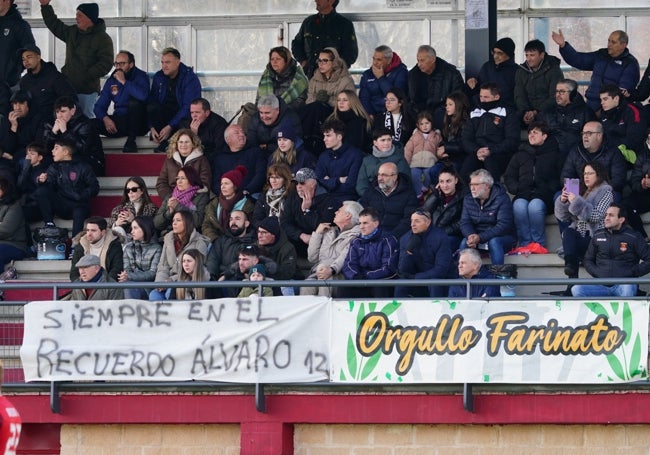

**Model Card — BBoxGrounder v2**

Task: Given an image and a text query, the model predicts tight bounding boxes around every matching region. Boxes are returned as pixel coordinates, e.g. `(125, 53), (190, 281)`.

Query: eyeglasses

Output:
(126, 186), (140, 193)
(114, 61), (129, 66)
(583, 171), (596, 176)
(377, 173), (396, 178)
(581, 131), (602, 137)
(317, 58), (332, 64)
(384, 98), (398, 103)
(555, 90), (570, 94)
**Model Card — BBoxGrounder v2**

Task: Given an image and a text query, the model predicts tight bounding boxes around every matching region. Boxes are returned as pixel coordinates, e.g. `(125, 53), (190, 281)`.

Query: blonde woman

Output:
(326, 89), (372, 150)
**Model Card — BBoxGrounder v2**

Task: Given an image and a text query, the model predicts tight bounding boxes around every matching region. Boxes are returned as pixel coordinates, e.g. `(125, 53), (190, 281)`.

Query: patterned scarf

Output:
(172, 184), (199, 210)
(266, 187), (286, 218)
(383, 111), (403, 142)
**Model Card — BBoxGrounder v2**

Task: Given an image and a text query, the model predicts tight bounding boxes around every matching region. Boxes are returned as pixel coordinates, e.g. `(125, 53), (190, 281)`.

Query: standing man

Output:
(514, 39), (564, 126)
(18, 44), (76, 124)
(460, 169), (516, 265)
(408, 45), (464, 126)
(359, 45), (408, 117)
(572, 203), (650, 297)
(94, 50), (150, 153)
(180, 98), (227, 157)
(291, 0), (358, 79)
(552, 29), (639, 112)
(39, 1), (114, 118)
(147, 47), (202, 152)
(0, 0), (34, 117)
(396, 210), (454, 298)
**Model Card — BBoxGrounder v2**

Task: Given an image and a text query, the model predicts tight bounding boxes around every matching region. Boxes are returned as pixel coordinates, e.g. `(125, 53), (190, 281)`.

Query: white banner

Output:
(330, 299), (649, 384)
(20, 296), (330, 383)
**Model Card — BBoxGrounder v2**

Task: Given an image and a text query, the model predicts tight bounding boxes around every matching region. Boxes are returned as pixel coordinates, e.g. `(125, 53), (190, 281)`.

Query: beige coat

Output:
(155, 229), (210, 282)
(306, 47), (355, 107)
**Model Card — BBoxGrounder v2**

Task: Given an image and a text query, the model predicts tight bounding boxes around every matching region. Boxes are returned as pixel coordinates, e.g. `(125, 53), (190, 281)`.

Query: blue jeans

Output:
(459, 235), (516, 265)
(512, 198), (546, 246)
(125, 288), (150, 300)
(149, 288), (172, 301)
(411, 167), (430, 194)
(572, 284), (637, 297)
(76, 93), (98, 118)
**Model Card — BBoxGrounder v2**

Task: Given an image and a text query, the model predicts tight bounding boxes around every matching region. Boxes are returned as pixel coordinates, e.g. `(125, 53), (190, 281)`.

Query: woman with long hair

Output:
(154, 165), (210, 236)
(150, 209), (210, 301)
(175, 248), (210, 300)
(554, 161), (613, 281)
(256, 46), (309, 110)
(156, 128), (212, 199)
(252, 163), (295, 229)
(427, 91), (470, 185)
(372, 87), (413, 146)
(267, 124), (315, 174)
(422, 165), (466, 251)
(118, 216), (162, 300)
(109, 176), (158, 237)
(326, 89), (372, 150)
(202, 165), (255, 242)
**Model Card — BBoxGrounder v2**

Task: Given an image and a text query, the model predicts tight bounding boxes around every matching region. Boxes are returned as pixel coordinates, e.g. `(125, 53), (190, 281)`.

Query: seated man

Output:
(316, 118), (364, 205)
(537, 79), (596, 156)
(599, 84), (646, 165)
(180, 98), (227, 157)
(572, 203), (650, 297)
(460, 169), (516, 265)
(147, 47), (201, 152)
(360, 162), (418, 239)
(5, 90), (46, 160)
(448, 248), (500, 298)
(396, 210), (454, 298)
(70, 216), (123, 282)
(206, 210), (255, 281)
(302, 200), (362, 297)
(460, 83), (519, 182)
(221, 244), (277, 298)
(44, 95), (105, 176)
(256, 216), (299, 293)
(94, 50), (149, 153)
(62, 254), (124, 301)
(514, 39), (564, 125)
(560, 120), (627, 195)
(210, 124), (266, 196)
(359, 45), (408, 117)
(356, 127), (410, 198)
(18, 43), (76, 124)
(341, 207), (399, 298)
(246, 94), (302, 154)
(33, 138), (99, 236)
(281, 167), (336, 258)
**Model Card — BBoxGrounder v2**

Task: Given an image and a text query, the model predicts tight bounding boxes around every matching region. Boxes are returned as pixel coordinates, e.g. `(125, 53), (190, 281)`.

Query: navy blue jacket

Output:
(148, 62), (202, 128)
(448, 266), (500, 298)
(210, 145), (266, 196)
(398, 225), (453, 280)
(559, 43), (640, 111)
(560, 141), (627, 193)
(359, 53), (409, 115)
(470, 57), (518, 108)
(316, 142), (364, 205)
(246, 99), (302, 154)
(94, 66), (149, 119)
(342, 227), (398, 280)
(460, 183), (516, 242)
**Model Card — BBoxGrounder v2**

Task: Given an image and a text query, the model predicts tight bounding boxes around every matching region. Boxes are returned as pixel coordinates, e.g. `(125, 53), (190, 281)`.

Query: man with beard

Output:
(256, 216), (299, 294)
(281, 167), (336, 258)
(69, 216), (123, 282)
(206, 210), (255, 281)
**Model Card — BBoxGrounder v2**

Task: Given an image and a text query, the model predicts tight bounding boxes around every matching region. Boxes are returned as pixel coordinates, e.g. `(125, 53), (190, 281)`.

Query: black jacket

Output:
(408, 57), (464, 117)
(43, 113), (105, 176)
(600, 99), (647, 155)
(462, 104), (519, 157)
(0, 5), (34, 86)
(280, 186), (336, 252)
(180, 111), (228, 157)
(206, 228), (255, 280)
(42, 158), (99, 204)
(19, 61), (76, 122)
(583, 225), (650, 278)
(5, 110), (46, 157)
(246, 98), (302, 154)
(504, 137), (562, 210)
(560, 141), (627, 193)
(422, 185), (466, 238)
(470, 57), (518, 108)
(537, 94), (596, 155)
(360, 173), (419, 238)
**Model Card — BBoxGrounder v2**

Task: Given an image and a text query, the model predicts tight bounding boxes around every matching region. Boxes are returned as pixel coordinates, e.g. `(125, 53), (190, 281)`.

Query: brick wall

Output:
(56, 423), (650, 454)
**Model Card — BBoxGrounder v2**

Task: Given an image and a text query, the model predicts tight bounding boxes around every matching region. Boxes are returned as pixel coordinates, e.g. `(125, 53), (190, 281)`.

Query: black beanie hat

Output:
(259, 216), (281, 238)
(77, 3), (99, 25)
(493, 37), (515, 59)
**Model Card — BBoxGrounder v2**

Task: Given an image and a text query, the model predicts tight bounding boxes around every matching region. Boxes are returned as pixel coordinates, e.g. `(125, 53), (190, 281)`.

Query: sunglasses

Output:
(126, 186), (140, 193)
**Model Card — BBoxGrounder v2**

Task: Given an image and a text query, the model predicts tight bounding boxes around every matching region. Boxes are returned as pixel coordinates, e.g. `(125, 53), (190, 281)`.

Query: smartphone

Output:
(564, 178), (580, 195)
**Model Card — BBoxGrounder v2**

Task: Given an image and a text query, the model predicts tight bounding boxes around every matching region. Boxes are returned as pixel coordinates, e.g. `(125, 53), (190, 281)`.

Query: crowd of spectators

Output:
(4, 0), (650, 299)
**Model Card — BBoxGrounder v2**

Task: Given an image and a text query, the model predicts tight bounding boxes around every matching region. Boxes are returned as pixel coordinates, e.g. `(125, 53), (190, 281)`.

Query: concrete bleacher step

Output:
(13, 259), (71, 282)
